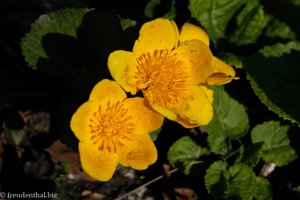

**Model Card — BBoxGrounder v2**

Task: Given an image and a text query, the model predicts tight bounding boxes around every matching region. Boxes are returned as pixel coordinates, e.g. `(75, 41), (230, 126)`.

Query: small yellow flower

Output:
(70, 79), (163, 181)
(108, 18), (238, 128)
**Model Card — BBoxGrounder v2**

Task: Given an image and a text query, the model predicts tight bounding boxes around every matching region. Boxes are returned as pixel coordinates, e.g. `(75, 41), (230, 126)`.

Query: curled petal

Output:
(70, 101), (99, 143)
(213, 57), (236, 76)
(107, 51), (138, 94)
(133, 18), (179, 58)
(206, 57), (239, 85)
(173, 40), (214, 84)
(89, 79), (127, 103)
(118, 133), (157, 170)
(79, 142), (119, 182)
(123, 97), (164, 133)
(206, 75), (239, 85)
(179, 23), (209, 46)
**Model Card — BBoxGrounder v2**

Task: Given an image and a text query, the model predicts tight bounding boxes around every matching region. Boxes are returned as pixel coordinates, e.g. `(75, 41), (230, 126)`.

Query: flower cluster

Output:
(108, 19), (237, 128)
(71, 18), (238, 181)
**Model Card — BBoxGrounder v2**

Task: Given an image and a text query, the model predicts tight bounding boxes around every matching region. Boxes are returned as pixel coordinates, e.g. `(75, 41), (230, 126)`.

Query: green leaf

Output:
(218, 52), (244, 69)
(149, 128), (161, 141)
(289, 0), (300, 6)
(27, 10), (123, 100)
(292, 185), (300, 193)
(118, 17), (137, 31)
(259, 41), (300, 57)
(230, 0), (266, 45)
(163, 0), (177, 20)
(144, 0), (161, 18)
(264, 17), (297, 40)
(144, 0), (176, 20)
(205, 161), (229, 199)
(167, 136), (210, 175)
(205, 162), (257, 200)
(226, 163), (257, 200)
(21, 8), (91, 68)
(245, 44), (300, 124)
(251, 121), (297, 166)
(55, 174), (69, 188)
(205, 114), (231, 155)
(7, 128), (26, 146)
(189, 0), (247, 43)
(238, 143), (263, 167)
(205, 86), (249, 154)
(254, 177), (273, 200)
(61, 161), (72, 174)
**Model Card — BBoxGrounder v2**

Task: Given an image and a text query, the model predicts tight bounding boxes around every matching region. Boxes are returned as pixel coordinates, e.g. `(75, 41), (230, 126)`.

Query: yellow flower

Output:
(108, 19), (238, 128)
(70, 79), (164, 181)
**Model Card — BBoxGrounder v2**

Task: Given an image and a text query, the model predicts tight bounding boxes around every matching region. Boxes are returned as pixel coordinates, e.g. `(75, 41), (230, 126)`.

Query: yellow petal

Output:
(171, 20), (180, 48)
(107, 50), (138, 94)
(172, 86), (213, 127)
(150, 103), (177, 121)
(179, 23), (209, 46)
(200, 86), (214, 104)
(206, 75), (239, 85)
(79, 142), (119, 182)
(175, 115), (200, 128)
(133, 18), (179, 58)
(151, 103), (200, 128)
(173, 40), (214, 84)
(206, 57), (239, 85)
(89, 79), (127, 103)
(147, 86), (213, 128)
(123, 97), (164, 133)
(214, 57), (236, 76)
(118, 133), (157, 170)
(70, 101), (99, 142)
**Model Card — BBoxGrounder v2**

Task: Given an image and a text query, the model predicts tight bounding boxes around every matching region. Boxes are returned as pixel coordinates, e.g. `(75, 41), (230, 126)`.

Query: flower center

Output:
(135, 49), (190, 106)
(88, 101), (134, 153)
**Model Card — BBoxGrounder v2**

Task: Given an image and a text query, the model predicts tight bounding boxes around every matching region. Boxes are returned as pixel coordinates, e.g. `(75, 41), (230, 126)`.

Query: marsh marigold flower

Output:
(108, 19), (238, 128)
(70, 79), (163, 181)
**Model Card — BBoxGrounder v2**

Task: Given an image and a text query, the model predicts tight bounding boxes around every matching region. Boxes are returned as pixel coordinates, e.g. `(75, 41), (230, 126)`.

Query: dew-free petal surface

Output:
(70, 101), (99, 143)
(118, 133), (157, 170)
(89, 79), (127, 103)
(79, 142), (119, 181)
(179, 23), (210, 46)
(123, 97), (164, 133)
(133, 18), (179, 58)
(172, 86), (213, 127)
(173, 40), (214, 84)
(108, 51), (138, 94)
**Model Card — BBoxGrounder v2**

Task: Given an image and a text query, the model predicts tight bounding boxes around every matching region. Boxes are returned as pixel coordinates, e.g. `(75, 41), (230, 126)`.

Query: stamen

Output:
(135, 50), (190, 106)
(88, 101), (135, 153)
